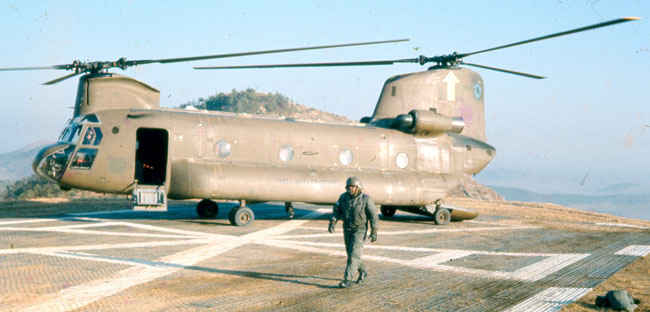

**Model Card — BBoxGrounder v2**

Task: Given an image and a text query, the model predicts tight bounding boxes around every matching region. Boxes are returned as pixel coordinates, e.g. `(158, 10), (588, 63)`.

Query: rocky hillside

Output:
(180, 88), (351, 123)
(448, 175), (503, 201)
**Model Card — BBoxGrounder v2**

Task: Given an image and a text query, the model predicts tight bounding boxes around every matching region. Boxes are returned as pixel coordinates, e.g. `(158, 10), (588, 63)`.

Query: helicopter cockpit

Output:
(33, 114), (103, 183)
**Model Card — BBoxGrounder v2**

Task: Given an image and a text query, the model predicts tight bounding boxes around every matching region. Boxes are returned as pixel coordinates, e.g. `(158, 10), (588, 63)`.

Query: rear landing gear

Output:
(380, 206), (397, 217)
(197, 199), (218, 218)
(285, 202), (295, 219)
(229, 200), (254, 226)
(433, 201), (451, 225)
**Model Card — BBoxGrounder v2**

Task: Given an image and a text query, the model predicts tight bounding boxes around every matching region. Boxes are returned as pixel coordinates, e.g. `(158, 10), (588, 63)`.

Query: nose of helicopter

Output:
(33, 143), (75, 182)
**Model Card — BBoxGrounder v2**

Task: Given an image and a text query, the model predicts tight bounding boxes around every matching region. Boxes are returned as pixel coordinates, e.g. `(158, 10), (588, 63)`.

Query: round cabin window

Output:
(216, 140), (231, 158)
(279, 145), (294, 162)
(396, 152), (409, 169)
(339, 149), (353, 166)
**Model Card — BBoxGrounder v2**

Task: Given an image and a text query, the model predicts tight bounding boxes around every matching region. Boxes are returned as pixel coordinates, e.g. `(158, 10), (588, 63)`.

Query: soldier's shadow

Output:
(184, 265), (341, 289)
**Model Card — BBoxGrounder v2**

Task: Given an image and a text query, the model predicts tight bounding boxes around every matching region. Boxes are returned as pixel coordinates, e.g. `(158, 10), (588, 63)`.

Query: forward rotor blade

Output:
(459, 17), (640, 58)
(43, 71), (83, 85)
(460, 62), (546, 79)
(131, 39), (410, 66)
(195, 58), (419, 70)
(0, 64), (69, 71)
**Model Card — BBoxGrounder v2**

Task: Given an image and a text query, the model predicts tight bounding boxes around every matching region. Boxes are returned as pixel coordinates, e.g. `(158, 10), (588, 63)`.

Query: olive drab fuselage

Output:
(33, 68), (495, 210)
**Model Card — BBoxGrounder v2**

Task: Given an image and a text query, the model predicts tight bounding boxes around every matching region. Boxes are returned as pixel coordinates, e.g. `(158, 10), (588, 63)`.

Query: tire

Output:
(380, 206), (396, 217)
(197, 199), (218, 218)
(433, 208), (451, 225)
(230, 207), (255, 226)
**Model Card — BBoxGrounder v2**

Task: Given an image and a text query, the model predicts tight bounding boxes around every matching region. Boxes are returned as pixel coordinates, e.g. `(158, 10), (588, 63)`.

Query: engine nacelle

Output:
(393, 110), (464, 137)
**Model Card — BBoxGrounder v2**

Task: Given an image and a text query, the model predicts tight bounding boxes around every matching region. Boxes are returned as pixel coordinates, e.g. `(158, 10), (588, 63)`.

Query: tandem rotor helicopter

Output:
(1, 17), (638, 226)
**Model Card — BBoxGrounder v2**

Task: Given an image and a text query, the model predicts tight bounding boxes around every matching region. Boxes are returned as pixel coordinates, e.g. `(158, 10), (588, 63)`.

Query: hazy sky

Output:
(1, 1), (648, 192)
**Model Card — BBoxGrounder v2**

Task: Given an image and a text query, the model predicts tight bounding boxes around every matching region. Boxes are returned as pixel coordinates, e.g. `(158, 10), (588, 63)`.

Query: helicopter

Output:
(0, 17), (638, 226)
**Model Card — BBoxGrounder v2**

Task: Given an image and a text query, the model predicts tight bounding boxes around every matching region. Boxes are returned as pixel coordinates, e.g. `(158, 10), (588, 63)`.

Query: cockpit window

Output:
(81, 114), (100, 123)
(82, 127), (103, 145)
(58, 123), (83, 143)
(70, 148), (98, 169)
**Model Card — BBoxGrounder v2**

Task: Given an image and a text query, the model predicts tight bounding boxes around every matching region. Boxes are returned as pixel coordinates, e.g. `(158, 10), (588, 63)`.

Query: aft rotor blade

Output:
(43, 71), (83, 85)
(195, 58), (419, 70)
(460, 62), (546, 79)
(459, 17), (640, 58)
(131, 39), (410, 65)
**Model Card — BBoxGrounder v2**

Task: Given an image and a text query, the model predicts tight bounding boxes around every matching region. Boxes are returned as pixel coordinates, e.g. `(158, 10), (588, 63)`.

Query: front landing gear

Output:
(229, 200), (254, 226)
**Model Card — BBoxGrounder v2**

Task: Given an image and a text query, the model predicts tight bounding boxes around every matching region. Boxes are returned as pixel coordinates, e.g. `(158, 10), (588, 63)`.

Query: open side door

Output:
(132, 128), (168, 211)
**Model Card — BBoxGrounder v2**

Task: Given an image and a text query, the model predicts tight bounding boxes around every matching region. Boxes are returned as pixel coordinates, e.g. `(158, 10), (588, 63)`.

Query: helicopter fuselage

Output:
(34, 107), (494, 207)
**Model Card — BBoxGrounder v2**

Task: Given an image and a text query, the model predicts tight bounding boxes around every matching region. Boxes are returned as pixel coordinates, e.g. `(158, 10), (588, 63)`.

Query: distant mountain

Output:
(596, 183), (642, 194)
(491, 185), (650, 220)
(0, 140), (51, 181)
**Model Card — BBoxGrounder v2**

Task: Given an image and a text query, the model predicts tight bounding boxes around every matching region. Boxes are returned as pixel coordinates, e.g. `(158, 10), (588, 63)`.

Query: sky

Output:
(1, 0), (648, 193)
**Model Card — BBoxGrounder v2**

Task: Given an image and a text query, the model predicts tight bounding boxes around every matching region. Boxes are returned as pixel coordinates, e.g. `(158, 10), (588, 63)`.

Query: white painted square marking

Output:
(615, 245), (650, 257)
(503, 287), (592, 312)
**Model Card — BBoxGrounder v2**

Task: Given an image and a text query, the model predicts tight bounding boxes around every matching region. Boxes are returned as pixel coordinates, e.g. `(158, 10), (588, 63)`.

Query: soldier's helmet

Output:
(346, 176), (362, 189)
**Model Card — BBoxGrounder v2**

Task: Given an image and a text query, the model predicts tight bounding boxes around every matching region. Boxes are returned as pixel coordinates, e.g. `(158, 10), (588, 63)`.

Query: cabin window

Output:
(279, 145), (294, 162)
(339, 149), (353, 166)
(391, 86), (396, 96)
(396, 152), (409, 169)
(70, 148), (98, 170)
(216, 140), (231, 158)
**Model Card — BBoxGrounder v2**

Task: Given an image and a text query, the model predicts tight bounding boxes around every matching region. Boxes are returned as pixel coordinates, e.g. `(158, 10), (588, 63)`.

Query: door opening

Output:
(135, 128), (168, 185)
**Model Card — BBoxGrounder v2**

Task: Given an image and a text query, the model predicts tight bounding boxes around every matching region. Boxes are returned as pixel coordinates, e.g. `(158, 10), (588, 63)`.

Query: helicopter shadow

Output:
(379, 213), (440, 225)
(182, 202), (331, 226)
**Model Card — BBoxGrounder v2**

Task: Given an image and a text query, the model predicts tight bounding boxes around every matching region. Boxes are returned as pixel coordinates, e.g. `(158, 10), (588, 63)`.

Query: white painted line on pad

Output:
(595, 223), (648, 229)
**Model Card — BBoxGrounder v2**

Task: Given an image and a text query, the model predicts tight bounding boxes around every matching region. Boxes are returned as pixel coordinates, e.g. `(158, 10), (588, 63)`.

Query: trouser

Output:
(343, 228), (366, 281)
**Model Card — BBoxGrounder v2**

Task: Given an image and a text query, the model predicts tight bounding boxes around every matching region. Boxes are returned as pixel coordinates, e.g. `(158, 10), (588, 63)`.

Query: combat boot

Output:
(356, 270), (367, 284)
(338, 280), (352, 288)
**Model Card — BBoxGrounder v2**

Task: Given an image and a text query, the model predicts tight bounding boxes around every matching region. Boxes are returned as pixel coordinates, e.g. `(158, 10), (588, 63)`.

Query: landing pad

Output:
(0, 199), (648, 311)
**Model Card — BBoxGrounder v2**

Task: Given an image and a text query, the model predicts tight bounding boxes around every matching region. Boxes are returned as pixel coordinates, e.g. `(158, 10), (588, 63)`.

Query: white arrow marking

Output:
(443, 71), (459, 101)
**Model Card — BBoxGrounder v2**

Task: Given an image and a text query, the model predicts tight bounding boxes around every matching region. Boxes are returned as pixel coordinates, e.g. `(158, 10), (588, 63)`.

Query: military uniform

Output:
(329, 177), (378, 287)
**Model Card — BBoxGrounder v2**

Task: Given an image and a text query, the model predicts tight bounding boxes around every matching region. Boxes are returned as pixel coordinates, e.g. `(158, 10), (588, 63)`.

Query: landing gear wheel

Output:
(197, 199), (218, 218)
(380, 206), (396, 217)
(433, 208), (451, 225)
(230, 206), (254, 226)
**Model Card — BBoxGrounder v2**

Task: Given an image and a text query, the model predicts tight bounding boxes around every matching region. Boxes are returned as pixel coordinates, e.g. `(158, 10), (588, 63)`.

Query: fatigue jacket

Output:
(332, 192), (378, 233)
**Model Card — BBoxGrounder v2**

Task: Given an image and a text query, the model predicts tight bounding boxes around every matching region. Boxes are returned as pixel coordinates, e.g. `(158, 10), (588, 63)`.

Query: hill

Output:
(0, 140), (51, 181)
(180, 88), (351, 122)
